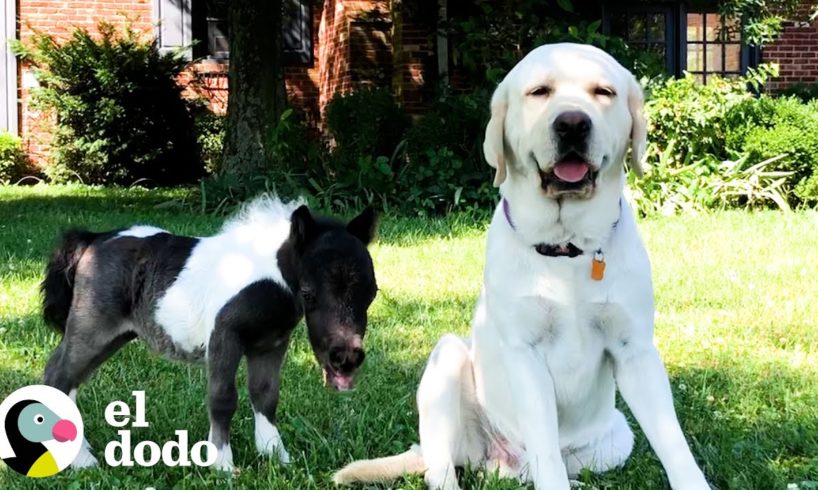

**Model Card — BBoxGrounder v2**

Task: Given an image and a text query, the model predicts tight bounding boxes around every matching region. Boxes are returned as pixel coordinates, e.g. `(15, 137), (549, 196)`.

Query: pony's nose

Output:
(329, 346), (365, 373)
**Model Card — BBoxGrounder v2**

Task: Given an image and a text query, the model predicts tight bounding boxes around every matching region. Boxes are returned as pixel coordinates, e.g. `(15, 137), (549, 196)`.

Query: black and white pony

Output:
(39, 197), (378, 471)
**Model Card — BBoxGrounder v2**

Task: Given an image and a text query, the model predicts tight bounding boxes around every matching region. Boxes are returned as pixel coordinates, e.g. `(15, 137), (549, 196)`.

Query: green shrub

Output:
(643, 67), (775, 168)
(191, 103), (225, 174)
(13, 22), (203, 186)
(778, 82), (818, 102)
(325, 88), (409, 199)
(724, 95), (818, 204)
(399, 91), (495, 214)
(0, 132), (31, 184)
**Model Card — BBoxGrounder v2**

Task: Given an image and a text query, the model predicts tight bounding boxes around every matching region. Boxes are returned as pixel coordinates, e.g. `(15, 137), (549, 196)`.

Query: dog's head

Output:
(288, 206), (378, 392)
(483, 43), (647, 199)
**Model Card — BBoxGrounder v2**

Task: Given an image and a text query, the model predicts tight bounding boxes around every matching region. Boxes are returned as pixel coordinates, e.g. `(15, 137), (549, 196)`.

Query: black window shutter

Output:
(283, 0), (313, 65)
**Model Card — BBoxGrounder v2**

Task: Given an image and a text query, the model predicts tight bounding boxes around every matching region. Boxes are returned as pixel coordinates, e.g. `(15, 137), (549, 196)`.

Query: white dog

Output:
(334, 43), (710, 490)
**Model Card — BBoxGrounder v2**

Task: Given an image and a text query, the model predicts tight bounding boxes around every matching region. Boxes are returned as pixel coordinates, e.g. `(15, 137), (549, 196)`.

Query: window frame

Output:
(603, 2), (760, 81)
(188, 0), (314, 66)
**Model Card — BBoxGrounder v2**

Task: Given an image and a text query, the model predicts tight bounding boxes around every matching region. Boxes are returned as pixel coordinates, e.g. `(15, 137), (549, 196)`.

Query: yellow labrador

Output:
(335, 43), (709, 490)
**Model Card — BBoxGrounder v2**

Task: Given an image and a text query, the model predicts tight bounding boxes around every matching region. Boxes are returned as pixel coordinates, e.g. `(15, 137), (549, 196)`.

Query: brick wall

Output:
(765, 3), (818, 92)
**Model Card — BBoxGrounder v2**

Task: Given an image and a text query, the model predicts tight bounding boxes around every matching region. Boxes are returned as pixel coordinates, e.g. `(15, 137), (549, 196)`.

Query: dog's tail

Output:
(41, 229), (100, 333)
(333, 444), (426, 486)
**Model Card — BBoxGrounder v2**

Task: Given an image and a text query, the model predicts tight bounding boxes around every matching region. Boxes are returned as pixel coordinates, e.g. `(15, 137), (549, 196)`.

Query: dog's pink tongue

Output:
(553, 161), (590, 183)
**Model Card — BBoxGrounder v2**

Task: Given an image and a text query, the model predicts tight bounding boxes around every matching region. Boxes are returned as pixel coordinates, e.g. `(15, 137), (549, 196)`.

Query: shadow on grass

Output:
(0, 186), (492, 272)
(2, 299), (817, 489)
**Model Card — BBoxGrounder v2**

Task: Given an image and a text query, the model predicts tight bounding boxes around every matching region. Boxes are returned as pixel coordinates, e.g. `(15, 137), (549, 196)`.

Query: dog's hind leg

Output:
(206, 328), (242, 472)
(417, 334), (484, 490)
(43, 312), (136, 469)
(246, 341), (290, 464)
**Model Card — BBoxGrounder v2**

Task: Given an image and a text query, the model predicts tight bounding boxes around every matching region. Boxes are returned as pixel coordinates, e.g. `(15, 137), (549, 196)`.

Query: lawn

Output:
(1, 184), (817, 489)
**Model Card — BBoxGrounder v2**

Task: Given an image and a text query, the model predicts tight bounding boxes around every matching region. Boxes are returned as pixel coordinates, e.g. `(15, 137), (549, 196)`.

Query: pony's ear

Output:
(290, 205), (317, 253)
(483, 81), (509, 187)
(347, 207), (378, 246)
(627, 75), (647, 177)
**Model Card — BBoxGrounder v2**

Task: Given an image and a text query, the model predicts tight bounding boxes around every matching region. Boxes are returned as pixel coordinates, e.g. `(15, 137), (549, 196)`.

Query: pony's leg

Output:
(206, 328), (243, 472)
(246, 339), (290, 464)
(43, 312), (135, 469)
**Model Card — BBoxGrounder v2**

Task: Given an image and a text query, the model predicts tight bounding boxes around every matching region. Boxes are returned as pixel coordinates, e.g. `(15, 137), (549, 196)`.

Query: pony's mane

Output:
(220, 194), (306, 236)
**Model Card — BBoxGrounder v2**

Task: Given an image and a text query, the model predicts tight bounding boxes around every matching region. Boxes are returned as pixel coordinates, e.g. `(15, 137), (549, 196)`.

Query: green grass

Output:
(1, 184), (817, 489)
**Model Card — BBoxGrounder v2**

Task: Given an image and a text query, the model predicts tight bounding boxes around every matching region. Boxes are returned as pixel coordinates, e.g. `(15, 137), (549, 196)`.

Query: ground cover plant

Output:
(0, 185), (816, 489)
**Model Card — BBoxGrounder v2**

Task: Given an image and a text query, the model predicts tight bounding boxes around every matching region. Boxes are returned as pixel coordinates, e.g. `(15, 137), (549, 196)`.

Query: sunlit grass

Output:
(1, 185), (816, 489)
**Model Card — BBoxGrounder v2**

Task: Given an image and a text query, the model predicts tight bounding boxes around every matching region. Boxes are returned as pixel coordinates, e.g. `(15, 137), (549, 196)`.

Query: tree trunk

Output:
(222, 0), (286, 182)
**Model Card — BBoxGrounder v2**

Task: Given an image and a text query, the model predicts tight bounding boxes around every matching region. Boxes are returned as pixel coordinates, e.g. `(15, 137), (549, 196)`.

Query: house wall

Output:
(764, 3), (818, 92)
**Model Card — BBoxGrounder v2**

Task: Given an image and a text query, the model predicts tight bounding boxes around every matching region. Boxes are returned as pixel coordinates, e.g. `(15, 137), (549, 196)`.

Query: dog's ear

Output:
(347, 207), (378, 246)
(290, 205), (317, 253)
(483, 83), (509, 187)
(627, 75), (647, 177)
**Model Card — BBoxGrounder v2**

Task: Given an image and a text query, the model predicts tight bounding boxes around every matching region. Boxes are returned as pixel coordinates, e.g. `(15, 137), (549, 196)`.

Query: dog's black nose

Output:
(553, 111), (592, 140)
(329, 346), (365, 373)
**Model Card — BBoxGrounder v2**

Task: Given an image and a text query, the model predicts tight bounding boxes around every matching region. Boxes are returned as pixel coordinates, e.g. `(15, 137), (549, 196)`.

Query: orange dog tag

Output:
(591, 251), (606, 281)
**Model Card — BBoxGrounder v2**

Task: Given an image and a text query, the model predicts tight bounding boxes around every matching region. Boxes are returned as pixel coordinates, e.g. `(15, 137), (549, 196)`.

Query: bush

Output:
(778, 82), (818, 102)
(643, 67), (775, 168)
(0, 132), (31, 184)
(13, 22), (203, 186)
(724, 95), (818, 204)
(399, 91), (495, 214)
(191, 103), (225, 174)
(325, 88), (409, 200)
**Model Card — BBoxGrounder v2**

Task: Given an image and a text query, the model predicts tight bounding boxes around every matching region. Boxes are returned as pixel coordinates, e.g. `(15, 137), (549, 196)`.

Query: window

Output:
(159, 0), (313, 65)
(606, 6), (676, 74)
(604, 3), (757, 82)
(685, 12), (742, 82)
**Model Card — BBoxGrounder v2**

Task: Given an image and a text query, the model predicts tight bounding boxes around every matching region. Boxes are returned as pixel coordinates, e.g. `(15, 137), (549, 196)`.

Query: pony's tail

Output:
(41, 229), (100, 333)
(332, 444), (425, 486)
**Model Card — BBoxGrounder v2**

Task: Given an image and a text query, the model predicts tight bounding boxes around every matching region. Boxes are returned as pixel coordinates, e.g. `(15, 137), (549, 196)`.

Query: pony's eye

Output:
(529, 86), (552, 97)
(300, 288), (316, 306)
(594, 86), (616, 97)
(34, 414), (45, 425)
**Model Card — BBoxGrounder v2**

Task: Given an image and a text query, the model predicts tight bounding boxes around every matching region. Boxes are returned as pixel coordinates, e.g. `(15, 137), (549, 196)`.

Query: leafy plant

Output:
(445, 0), (666, 90)
(709, 153), (794, 211)
(13, 21), (203, 186)
(0, 132), (32, 184)
(724, 95), (818, 205)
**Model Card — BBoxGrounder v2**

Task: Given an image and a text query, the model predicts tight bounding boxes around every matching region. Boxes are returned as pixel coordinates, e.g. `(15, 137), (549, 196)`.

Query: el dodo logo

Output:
(0, 385), (82, 477)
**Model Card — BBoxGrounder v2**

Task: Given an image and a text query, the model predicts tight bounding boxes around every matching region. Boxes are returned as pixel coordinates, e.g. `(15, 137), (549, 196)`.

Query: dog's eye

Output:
(594, 86), (616, 98)
(528, 86), (552, 97)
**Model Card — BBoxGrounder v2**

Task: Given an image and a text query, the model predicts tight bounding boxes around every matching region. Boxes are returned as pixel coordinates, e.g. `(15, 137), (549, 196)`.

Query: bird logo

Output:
(0, 385), (83, 478)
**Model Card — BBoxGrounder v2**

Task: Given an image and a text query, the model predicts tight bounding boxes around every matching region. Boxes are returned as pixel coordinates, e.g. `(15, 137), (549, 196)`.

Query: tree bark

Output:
(222, 0), (286, 181)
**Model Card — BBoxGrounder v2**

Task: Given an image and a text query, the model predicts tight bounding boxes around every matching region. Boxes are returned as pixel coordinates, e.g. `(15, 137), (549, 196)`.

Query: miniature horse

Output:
(39, 197), (378, 471)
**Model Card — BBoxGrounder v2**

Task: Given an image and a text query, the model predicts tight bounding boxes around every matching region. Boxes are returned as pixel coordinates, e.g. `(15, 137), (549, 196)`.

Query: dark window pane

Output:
(649, 13), (665, 41)
(629, 15), (647, 42)
(610, 12), (628, 38)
